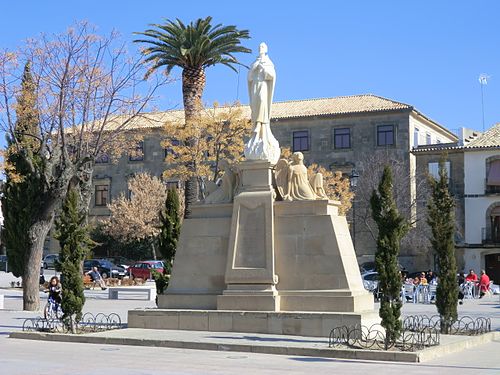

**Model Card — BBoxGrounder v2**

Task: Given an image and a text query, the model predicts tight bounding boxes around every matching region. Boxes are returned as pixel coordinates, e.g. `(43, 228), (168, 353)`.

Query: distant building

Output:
(413, 124), (500, 283)
(47, 94), (458, 270)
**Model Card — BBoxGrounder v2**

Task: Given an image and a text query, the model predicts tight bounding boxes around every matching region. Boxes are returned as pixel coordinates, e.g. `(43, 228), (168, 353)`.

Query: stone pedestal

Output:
(152, 165), (378, 336)
(217, 161), (279, 311)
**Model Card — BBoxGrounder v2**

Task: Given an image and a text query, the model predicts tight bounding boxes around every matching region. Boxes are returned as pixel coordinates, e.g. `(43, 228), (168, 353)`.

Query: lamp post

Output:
(350, 168), (359, 249)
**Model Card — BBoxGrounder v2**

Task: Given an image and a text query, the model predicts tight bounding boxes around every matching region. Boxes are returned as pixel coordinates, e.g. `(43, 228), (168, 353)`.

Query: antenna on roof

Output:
(479, 73), (490, 132)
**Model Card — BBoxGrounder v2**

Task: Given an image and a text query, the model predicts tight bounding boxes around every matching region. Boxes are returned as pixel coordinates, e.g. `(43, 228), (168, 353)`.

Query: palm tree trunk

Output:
(182, 66), (205, 218)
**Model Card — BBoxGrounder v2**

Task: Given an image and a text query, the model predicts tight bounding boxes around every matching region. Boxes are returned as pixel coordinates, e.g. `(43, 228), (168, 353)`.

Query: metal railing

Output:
(403, 315), (491, 335)
(22, 312), (123, 334)
(329, 324), (440, 352)
(481, 227), (500, 244)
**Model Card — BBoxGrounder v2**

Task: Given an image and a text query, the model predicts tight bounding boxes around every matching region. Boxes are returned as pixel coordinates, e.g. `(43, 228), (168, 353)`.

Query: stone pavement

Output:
(2, 331), (500, 374)
(1, 277), (499, 374)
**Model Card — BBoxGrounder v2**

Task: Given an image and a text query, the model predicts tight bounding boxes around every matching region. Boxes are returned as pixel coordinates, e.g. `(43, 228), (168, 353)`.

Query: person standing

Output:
(479, 270), (490, 298)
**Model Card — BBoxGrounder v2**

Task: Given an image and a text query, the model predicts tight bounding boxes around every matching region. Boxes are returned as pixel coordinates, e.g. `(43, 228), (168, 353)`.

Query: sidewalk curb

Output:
(9, 330), (499, 363)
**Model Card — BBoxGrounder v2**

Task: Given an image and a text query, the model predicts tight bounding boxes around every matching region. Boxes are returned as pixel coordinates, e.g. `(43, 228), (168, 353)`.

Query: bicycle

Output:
(44, 295), (63, 320)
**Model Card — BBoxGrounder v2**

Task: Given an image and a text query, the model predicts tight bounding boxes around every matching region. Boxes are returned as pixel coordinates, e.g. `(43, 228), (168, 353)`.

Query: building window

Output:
(292, 131), (309, 152)
(436, 138), (442, 144)
(486, 160), (500, 194)
(334, 128), (351, 149)
(164, 139), (180, 158)
(377, 125), (395, 146)
(413, 128), (419, 147)
(165, 180), (180, 190)
(95, 152), (110, 164)
(94, 185), (109, 206)
(428, 161), (451, 181)
(426, 133), (432, 145)
(129, 141), (144, 161)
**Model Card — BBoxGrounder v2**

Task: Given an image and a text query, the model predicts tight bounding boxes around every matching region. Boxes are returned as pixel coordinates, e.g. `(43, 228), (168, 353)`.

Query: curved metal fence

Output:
(329, 324), (440, 352)
(403, 315), (491, 335)
(22, 312), (123, 334)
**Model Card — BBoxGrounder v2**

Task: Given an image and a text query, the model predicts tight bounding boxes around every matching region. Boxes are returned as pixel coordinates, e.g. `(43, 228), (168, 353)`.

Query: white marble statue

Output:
(244, 42), (281, 164)
(204, 160), (237, 204)
(275, 152), (328, 201)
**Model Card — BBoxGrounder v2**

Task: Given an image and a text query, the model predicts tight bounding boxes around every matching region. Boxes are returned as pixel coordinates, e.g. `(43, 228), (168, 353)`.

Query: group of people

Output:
(403, 270), (438, 286)
(457, 269), (491, 304)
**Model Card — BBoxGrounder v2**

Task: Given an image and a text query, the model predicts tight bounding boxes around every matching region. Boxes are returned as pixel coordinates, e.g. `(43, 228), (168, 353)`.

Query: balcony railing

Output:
(484, 180), (500, 195)
(481, 227), (500, 244)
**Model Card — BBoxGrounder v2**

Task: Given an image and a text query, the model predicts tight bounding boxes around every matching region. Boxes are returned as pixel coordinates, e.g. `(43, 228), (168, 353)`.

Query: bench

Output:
(83, 275), (103, 290)
(108, 286), (156, 301)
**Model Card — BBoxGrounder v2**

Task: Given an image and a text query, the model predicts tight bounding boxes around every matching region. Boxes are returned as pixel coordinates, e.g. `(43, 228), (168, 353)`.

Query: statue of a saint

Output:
(244, 42), (281, 164)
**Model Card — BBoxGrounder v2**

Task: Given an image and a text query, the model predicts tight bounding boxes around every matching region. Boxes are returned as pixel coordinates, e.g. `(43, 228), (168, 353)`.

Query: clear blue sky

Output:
(1, 0), (499, 135)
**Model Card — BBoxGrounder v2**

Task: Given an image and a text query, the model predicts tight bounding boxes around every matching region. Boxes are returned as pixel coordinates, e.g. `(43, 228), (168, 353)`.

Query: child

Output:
(44, 276), (62, 318)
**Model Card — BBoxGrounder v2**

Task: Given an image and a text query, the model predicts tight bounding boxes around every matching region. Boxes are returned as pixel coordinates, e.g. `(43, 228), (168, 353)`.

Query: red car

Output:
(128, 261), (165, 280)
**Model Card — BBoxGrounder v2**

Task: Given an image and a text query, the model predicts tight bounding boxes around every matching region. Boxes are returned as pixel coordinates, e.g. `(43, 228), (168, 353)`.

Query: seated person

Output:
(86, 266), (107, 290)
(457, 272), (466, 305)
(413, 276), (420, 286)
(419, 272), (428, 286)
(465, 269), (478, 282)
(426, 270), (436, 283)
(479, 270), (490, 298)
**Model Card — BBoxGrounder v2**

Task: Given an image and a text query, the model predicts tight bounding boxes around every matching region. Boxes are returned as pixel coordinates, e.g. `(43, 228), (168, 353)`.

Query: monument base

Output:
(128, 309), (380, 338)
(217, 284), (280, 311)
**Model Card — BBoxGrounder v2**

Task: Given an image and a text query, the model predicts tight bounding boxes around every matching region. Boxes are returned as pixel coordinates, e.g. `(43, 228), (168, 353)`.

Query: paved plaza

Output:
(1, 271), (499, 374)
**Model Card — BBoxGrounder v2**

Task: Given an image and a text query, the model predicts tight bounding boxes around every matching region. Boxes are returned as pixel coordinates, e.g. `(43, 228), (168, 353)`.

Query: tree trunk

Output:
(23, 220), (53, 311)
(151, 240), (157, 260)
(182, 66), (205, 218)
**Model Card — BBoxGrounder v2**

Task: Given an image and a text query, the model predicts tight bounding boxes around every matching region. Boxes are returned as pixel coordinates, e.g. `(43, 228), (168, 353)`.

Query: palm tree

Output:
(134, 17), (251, 217)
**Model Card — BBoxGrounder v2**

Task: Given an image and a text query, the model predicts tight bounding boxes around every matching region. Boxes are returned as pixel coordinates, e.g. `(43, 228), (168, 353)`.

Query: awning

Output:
(487, 160), (500, 186)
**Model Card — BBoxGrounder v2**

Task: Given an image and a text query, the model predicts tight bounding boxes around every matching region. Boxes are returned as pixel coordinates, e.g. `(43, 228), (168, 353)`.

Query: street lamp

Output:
(350, 168), (359, 249)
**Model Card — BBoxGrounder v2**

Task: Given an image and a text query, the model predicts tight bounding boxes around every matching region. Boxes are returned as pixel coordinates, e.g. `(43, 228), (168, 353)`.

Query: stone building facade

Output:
(46, 94), (458, 270)
(413, 124), (500, 282)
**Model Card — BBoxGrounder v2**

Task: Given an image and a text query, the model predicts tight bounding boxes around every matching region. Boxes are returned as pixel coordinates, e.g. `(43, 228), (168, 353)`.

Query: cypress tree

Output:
(55, 188), (93, 333)
(2, 61), (42, 278)
(427, 157), (458, 333)
(157, 188), (181, 266)
(370, 166), (409, 348)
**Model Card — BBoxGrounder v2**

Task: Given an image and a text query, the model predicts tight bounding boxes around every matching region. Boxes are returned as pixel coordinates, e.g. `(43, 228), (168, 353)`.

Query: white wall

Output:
(464, 197), (499, 243)
(464, 150), (499, 195)
(464, 149), (500, 244)
(409, 115), (455, 148)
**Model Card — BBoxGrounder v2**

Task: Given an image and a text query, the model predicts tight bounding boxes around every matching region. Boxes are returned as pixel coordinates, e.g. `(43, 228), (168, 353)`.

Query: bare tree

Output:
(354, 151), (431, 264)
(0, 23), (170, 310)
(104, 173), (167, 259)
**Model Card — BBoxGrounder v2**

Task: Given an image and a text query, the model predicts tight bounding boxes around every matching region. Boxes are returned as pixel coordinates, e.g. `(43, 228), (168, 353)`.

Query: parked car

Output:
(104, 256), (133, 270)
(83, 259), (126, 279)
(359, 262), (376, 274)
(362, 271), (379, 292)
(128, 261), (165, 280)
(43, 254), (60, 269)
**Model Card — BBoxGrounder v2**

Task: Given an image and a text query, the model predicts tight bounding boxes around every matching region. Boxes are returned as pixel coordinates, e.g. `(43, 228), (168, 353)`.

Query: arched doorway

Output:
(485, 253), (500, 284)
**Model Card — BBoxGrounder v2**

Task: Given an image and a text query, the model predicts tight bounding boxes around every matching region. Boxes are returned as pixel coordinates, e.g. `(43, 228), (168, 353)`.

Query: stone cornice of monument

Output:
(244, 42), (281, 165)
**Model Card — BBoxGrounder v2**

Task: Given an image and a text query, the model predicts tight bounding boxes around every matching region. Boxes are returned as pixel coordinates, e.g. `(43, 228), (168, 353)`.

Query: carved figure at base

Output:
(204, 160), (237, 204)
(275, 152), (329, 201)
(310, 172), (328, 199)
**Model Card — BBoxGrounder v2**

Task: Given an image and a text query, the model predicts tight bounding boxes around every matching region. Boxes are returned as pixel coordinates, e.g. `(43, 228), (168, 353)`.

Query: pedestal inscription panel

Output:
(234, 204), (266, 268)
